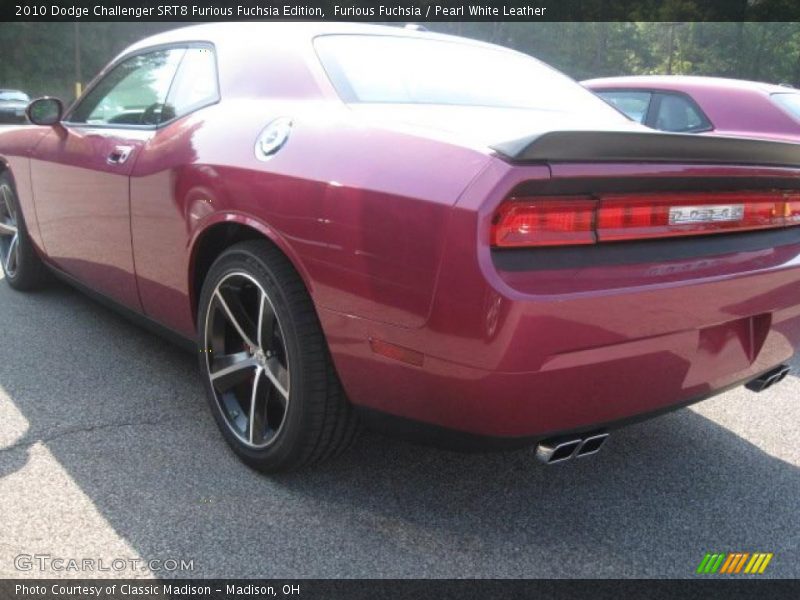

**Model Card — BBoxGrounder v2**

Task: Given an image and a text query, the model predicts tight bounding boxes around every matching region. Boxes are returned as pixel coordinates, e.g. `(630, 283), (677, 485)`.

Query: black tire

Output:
(197, 240), (360, 472)
(0, 170), (50, 291)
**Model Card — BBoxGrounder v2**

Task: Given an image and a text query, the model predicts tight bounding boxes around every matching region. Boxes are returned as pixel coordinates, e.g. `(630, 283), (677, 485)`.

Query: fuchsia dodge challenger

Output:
(584, 75), (800, 142)
(1, 23), (799, 471)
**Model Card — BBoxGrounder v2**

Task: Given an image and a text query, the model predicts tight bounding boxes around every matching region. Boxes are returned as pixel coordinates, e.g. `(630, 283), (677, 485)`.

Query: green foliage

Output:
(1, 22), (800, 101)
(434, 22), (800, 85)
(0, 23), (176, 100)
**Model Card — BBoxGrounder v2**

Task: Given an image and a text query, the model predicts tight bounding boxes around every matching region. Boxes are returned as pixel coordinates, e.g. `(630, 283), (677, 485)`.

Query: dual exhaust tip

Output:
(745, 364), (791, 393)
(535, 431), (609, 465)
(536, 364), (792, 465)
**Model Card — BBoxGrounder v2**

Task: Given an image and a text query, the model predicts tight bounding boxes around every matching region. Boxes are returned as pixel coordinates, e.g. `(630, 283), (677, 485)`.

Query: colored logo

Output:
(696, 552), (773, 574)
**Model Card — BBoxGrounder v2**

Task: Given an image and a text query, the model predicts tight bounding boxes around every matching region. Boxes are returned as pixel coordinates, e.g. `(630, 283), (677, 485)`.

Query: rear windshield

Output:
(0, 91), (29, 102)
(595, 91), (652, 123)
(314, 34), (622, 116)
(771, 92), (800, 121)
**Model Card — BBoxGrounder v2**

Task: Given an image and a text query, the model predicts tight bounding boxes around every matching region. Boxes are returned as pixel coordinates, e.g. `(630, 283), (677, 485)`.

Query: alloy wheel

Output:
(0, 184), (19, 278)
(203, 271), (291, 448)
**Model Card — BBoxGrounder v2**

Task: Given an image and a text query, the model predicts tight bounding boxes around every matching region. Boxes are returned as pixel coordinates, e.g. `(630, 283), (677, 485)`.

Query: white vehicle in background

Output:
(0, 90), (30, 123)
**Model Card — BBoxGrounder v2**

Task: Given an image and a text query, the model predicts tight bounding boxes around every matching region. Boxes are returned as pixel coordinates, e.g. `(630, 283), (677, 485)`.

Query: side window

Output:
(652, 93), (712, 133)
(162, 47), (219, 122)
(771, 92), (800, 121)
(596, 91), (652, 123)
(69, 48), (185, 126)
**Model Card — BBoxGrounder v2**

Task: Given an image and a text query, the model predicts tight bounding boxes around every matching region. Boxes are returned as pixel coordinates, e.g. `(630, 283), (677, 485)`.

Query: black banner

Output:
(3, 0), (800, 22)
(2, 580), (800, 600)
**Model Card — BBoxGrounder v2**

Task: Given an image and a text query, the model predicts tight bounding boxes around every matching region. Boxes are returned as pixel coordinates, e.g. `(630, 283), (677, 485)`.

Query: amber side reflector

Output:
(369, 338), (424, 367)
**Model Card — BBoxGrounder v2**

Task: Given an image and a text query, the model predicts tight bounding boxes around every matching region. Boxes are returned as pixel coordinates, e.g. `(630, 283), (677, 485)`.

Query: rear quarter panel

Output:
(326, 158), (800, 435)
(130, 99), (491, 336)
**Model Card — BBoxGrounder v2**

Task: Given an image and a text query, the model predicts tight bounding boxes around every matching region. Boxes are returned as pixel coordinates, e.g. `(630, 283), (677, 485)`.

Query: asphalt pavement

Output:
(0, 274), (798, 578)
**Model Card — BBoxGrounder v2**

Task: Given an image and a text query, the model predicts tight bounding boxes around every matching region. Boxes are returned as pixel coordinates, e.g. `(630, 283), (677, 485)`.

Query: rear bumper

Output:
(319, 160), (800, 441)
(354, 365), (786, 451)
(321, 231), (800, 440)
(326, 312), (799, 440)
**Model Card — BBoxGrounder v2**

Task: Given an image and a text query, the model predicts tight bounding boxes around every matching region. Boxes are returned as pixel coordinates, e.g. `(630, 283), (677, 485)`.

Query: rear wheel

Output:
(197, 240), (359, 472)
(0, 171), (49, 290)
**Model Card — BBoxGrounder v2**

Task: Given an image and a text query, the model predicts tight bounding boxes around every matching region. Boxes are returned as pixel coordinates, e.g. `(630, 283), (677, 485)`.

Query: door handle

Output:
(106, 145), (134, 165)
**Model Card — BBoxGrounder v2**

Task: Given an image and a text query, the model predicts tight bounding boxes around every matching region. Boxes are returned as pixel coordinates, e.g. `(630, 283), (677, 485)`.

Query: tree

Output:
(2, 22), (800, 100)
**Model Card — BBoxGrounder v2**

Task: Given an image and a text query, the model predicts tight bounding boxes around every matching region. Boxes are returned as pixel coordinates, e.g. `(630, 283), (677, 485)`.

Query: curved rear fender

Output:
(187, 212), (317, 320)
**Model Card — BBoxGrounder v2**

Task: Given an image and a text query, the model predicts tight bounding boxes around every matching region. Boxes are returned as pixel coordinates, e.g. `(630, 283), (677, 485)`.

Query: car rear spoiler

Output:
(490, 130), (800, 168)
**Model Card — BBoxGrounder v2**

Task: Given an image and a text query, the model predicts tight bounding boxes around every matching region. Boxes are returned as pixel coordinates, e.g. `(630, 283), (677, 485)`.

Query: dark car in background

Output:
(584, 75), (800, 142)
(0, 90), (30, 123)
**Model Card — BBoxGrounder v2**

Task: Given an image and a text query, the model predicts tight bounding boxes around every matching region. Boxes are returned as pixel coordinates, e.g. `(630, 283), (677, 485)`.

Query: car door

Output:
(128, 45), (220, 335)
(30, 47), (185, 310)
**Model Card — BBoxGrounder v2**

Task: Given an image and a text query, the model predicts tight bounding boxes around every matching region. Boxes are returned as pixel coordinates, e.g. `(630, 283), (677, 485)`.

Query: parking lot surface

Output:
(0, 276), (798, 578)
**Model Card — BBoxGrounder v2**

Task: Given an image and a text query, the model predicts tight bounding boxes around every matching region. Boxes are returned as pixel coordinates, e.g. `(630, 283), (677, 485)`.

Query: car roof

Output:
(124, 22), (509, 57)
(582, 75), (794, 95)
(582, 75), (800, 139)
(103, 22), (548, 104)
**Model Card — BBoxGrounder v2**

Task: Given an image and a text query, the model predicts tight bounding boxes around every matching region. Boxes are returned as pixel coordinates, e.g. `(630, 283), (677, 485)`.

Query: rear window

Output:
(651, 93), (711, 133)
(596, 91), (652, 123)
(771, 92), (800, 121)
(314, 35), (623, 117)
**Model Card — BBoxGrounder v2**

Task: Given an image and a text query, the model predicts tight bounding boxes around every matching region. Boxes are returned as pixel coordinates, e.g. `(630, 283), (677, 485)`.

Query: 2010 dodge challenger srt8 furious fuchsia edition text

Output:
(1, 23), (799, 472)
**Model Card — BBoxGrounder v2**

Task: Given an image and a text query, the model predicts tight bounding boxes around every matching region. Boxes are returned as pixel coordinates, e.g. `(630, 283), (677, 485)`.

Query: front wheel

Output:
(0, 171), (50, 290)
(197, 240), (359, 472)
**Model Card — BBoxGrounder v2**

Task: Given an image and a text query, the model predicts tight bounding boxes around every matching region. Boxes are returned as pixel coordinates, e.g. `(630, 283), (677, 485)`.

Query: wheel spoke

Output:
(5, 234), (18, 274)
(264, 356), (289, 399)
(5, 194), (15, 223)
(248, 367), (265, 444)
(270, 380), (289, 413)
(205, 271), (292, 449)
(220, 392), (248, 435)
(214, 289), (258, 349)
(0, 185), (18, 239)
(257, 290), (276, 350)
(210, 351), (258, 392)
(0, 185), (12, 214)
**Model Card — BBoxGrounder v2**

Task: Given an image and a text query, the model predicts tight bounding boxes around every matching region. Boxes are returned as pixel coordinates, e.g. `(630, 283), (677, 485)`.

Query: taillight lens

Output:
(491, 197), (596, 247)
(597, 191), (784, 242)
(787, 198), (800, 224)
(491, 191), (800, 248)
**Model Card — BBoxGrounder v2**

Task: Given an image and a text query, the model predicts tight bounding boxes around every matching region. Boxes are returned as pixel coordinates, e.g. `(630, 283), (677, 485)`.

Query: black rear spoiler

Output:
(490, 130), (800, 168)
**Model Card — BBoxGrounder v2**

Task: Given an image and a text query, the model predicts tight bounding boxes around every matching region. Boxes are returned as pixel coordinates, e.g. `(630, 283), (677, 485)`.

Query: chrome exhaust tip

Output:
(535, 437), (582, 464)
(575, 432), (609, 458)
(536, 431), (610, 465)
(745, 365), (791, 393)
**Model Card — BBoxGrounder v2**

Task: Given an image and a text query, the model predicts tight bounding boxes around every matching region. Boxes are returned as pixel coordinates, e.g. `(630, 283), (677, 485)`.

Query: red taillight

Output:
(491, 191), (800, 248)
(787, 199), (800, 224)
(597, 191), (784, 242)
(491, 197), (596, 247)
